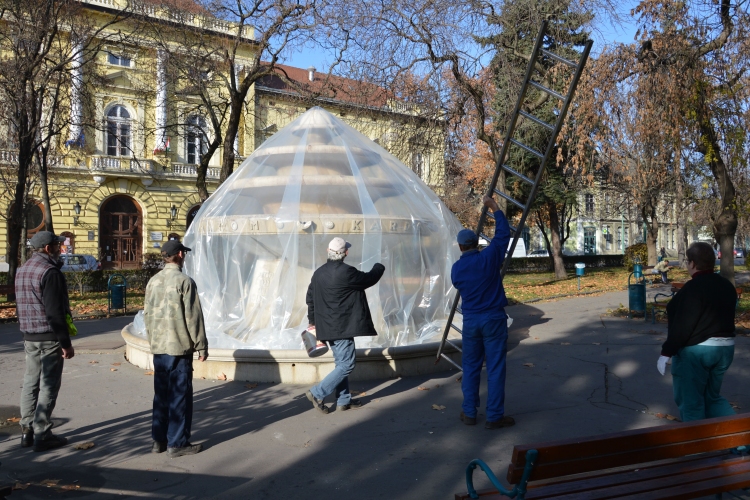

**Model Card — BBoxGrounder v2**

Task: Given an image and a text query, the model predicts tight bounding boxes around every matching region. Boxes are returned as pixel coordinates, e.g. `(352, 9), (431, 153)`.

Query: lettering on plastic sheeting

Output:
(370, 221), (381, 231)
(352, 220), (362, 231)
(249, 220), (260, 231)
(390, 221), (399, 232)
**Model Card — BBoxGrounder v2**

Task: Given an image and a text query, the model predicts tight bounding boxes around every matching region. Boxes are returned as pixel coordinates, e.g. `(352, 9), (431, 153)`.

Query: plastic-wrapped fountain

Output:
(123, 107), (464, 382)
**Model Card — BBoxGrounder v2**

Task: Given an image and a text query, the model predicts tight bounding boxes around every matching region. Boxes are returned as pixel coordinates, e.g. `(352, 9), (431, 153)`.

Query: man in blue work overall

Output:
(451, 195), (515, 429)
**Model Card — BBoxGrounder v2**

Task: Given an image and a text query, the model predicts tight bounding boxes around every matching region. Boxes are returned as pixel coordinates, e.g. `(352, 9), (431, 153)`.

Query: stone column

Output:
(234, 63), (243, 155)
(68, 37), (84, 144)
(155, 49), (168, 152)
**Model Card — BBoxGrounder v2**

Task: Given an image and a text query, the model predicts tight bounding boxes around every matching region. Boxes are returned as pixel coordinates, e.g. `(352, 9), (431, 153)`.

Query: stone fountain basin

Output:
(122, 323), (461, 384)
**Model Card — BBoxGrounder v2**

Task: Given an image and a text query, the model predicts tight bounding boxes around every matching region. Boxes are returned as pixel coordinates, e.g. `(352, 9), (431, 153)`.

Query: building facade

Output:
(0, 0), (444, 271)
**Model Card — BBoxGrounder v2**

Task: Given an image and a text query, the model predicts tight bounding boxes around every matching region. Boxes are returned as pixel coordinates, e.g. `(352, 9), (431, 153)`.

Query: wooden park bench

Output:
(653, 282), (743, 324)
(0, 284), (14, 308)
(455, 413), (750, 500)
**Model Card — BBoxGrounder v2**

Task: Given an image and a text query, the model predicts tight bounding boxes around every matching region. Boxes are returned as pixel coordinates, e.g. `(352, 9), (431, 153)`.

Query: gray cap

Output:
(29, 231), (66, 249)
(161, 240), (192, 257)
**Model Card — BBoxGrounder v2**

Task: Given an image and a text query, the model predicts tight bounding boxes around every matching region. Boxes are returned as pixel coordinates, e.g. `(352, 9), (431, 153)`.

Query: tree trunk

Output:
(675, 163), (688, 268)
(8, 152), (32, 297)
(546, 201), (567, 280)
(39, 160), (54, 233)
(220, 97), (243, 183)
(696, 96), (737, 284)
(643, 206), (659, 266)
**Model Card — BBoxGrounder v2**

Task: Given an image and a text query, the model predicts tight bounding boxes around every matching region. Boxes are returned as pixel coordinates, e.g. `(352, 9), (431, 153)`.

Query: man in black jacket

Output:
(16, 231), (75, 452)
(657, 241), (737, 422)
(305, 237), (385, 413)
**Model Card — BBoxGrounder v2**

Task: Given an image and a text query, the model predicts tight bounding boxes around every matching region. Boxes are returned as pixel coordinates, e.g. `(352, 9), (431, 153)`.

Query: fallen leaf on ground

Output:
(731, 402), (742, 409)
(110, 368), (117, 372)
(655, 413), (666, 418)
(304, 440), (312, 448)
(6, 416), (20, 423)
(456, 376), (462, 382)
(592, 342), (601, 345)
(561, 342), (571, 345)
(431, 404), (446, 411)
(217, 373), (227, 381)
(533, 337), (540, 340)
(41, 479), (60, 486)
(666, 415), (680, 421)
(60, 485), (81, 491)
(523, 363), (535, 368)
(112, 362), (121, 366)
(88, 361), (98, 364)
(417, 386), (430, 391)
(144, 371), (154, 376)
(13, 483), (30, 490)
(433, 384), (441, 388)
(74, 441), (95, 450)
(244, 383), (258, 389)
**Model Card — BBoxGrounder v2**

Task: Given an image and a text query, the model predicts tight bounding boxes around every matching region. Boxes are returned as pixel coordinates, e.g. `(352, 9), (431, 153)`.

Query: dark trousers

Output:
(152, 354), (193, 448)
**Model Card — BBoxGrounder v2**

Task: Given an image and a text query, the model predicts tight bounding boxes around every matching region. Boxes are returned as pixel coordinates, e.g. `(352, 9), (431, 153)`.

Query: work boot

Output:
(306, 390), (330, 414)
(151, 441), (167, 454)
(485, 416), (515, 429)
(34, 434), (67, 452)
(21, 426), (34, 448)
(167, 443), (202, 458)
(460, 412), (477, 426)
(336, 399), (363, 412)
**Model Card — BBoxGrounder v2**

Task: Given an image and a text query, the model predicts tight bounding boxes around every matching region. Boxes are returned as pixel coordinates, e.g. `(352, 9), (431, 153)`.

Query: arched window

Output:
(107, 105), (131, 157)
(186, 115), (207, 164)
(186, 204), (201, 229)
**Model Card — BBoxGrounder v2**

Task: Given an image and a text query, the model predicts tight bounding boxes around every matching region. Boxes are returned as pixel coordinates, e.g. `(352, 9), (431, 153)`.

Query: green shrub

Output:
(624, 244), (648, 270)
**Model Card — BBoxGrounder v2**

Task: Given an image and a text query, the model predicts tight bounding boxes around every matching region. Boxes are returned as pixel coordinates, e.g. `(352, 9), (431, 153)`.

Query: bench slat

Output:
(618, 471), (750, 500)
(508, 414), (750, 483)
(508, 431), (750, 483)
(522, 451), (734, 497)
(539, 455), (750, 499)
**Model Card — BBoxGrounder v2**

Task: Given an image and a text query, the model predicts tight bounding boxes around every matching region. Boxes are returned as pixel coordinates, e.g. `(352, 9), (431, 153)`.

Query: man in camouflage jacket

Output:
(144, 240), (208, 458)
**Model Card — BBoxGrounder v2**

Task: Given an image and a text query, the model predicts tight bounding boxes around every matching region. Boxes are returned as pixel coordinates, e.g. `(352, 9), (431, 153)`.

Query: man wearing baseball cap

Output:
(16, 231), (75, 451)
(305, 237), (385, 413)
(451, 195), (514, 429)
(144, 239), (208, 457)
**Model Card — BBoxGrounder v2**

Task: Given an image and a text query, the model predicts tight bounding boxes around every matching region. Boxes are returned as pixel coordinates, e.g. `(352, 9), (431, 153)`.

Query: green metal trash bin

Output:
(628, 273), (646, 321)
(107, 274), (127, 313)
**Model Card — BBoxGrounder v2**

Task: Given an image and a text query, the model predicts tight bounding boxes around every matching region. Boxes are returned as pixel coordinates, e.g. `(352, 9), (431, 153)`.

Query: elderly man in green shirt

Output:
(144, 240), (208, 457)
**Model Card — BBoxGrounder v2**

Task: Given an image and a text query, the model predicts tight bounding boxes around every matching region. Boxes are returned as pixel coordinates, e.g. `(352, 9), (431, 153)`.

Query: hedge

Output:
(0, 269), (160, 293)
(505, 254), (624, 273)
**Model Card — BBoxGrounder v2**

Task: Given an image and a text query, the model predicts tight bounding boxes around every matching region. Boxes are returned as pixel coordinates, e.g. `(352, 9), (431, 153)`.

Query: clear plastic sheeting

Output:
(182, 107), (462, 350)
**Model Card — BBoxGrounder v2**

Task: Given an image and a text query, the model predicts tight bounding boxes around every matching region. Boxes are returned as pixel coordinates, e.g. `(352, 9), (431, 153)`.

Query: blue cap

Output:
(457, 229), (478, 246)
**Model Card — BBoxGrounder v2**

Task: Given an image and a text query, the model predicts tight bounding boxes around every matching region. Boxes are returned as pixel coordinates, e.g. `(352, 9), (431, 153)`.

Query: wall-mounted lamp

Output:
(167, 204), (177, 227)
(73, 201), (81, 226)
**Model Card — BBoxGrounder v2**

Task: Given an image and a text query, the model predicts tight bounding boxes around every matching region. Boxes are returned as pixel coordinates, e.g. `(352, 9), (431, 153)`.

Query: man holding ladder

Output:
(451, 196), (514, 429)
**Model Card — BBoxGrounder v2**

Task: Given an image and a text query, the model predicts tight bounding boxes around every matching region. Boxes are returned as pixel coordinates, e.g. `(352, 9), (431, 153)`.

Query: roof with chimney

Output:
(256, 63), (391, 110)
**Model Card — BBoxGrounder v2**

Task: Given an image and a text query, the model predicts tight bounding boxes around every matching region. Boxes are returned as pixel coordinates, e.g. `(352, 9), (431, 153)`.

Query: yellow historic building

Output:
(0, 0), (444, 271)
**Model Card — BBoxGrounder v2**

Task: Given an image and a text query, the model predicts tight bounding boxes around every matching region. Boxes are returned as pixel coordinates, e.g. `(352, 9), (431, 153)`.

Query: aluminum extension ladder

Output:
(435, 21), (593, 371)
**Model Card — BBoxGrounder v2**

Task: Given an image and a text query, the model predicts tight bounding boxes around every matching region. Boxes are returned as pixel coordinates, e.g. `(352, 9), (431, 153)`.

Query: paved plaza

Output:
(1, 280), (749, 499)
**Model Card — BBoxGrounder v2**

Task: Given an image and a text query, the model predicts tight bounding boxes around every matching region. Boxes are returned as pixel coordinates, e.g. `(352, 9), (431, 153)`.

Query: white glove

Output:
(657, 355), (670, 376)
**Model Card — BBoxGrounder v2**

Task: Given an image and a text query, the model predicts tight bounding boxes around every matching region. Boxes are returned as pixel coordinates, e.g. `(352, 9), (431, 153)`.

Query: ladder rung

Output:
(493, 188), (526, 210)
(509, 224), (517, 234)
(445, 339), (463, 353)
(456, 306), (462, 314)
(449, 323), (463, 335)
(529, 80), (565, 101)
(479, 233), (491, 243)
(502, 164), (534, 185)
(485, 210), (495, 219)
(541, 48), (577, 68)
(519, 110), (554, 131)
(440, 352), (463, 371)
(509, 139), (544, 159)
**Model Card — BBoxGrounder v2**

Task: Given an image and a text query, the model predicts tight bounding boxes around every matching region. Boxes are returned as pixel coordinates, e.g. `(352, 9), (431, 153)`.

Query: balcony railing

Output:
(172, 163), (220, 179)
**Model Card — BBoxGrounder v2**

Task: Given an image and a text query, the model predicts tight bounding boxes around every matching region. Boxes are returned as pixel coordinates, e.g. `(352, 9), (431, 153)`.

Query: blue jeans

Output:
(152, 354), (193, 448)
(310, 338), (355, 406)
(671, 344), (735, 422)
(461, 313), (508, 422)
(20, 341), (64, 439)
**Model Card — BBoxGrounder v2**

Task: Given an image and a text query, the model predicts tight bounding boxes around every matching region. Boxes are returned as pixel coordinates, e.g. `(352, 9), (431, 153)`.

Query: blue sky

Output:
(280, 2), (641, 73)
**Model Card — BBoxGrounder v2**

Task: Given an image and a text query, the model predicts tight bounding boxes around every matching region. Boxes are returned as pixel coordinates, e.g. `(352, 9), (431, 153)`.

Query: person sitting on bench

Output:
(657, 241), (737, 422)
(650, 259), (671, 284)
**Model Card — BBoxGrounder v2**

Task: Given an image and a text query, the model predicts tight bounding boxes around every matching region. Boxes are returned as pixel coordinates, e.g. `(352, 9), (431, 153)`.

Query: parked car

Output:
(60, 254), (99, 272)
(717, 248), (739, 259)
(736, 248), (745, 258)
(527, 249), (549, 257)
